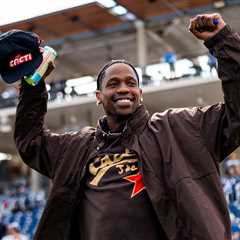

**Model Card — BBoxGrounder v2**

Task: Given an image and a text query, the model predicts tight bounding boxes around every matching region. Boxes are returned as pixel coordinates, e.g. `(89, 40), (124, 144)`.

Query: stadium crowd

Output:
(0, 182), (45, 239)
(0, 155), (240, 239)
(222, 154), (240, 239)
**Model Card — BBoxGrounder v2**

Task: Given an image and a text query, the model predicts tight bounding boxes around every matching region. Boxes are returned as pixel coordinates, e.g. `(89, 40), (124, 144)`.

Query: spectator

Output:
(0, 222), (6, 239)
(225, 160), (240, 178)
(190, 58), (202, 77)
(11, 201), (23, 214)
(224, 153), (240, 178)
(1, 222), (28, 240)
(231, 224), (240, 240)
(221, 153), (240, 203)
(208, 53), (217, 74)
(163, 46), (177, 79)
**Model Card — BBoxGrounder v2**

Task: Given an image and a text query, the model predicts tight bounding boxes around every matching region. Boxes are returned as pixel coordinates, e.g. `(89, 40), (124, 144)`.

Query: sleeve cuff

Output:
(20, 78), (46, 94)
(204, 25), (232, 49)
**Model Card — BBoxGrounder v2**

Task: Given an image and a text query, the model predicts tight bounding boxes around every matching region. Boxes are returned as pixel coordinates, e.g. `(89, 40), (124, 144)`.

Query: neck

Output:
(13, 232), (20, 240)
(104, 105), (144, 132)
(106, 114), (130, 132)
(106, 118), (122, 132)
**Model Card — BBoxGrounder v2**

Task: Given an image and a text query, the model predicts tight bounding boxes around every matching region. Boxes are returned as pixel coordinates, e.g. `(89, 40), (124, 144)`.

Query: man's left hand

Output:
(189, 13), (226, 41)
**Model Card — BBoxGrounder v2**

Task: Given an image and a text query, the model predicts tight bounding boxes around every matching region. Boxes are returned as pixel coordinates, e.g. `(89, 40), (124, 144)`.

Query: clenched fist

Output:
(189, 13), (226, 41)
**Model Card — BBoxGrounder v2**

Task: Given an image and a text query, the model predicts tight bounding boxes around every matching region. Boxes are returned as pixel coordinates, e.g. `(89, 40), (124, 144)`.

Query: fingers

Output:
(189, 13), (226, 40)
(41, 61), (56, 81)
(189, 14), (215, 33)
(42, 61), (55, 80)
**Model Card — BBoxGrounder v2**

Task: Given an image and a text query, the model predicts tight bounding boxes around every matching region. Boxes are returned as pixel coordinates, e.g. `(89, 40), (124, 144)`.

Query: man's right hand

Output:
(42, 61), (55, 81)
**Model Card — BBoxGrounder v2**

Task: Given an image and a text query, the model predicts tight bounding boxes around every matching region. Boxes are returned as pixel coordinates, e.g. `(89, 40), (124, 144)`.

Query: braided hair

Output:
(96, 59), (140, 90)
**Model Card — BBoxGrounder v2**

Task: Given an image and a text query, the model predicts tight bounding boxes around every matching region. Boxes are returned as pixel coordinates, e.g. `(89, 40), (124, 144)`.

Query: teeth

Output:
(117, 99), (131, 103)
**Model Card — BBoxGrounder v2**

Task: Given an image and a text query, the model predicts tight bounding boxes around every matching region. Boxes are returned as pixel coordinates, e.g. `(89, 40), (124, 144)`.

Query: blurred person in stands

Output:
(163, 46), (177, 79)
(222, 158), (240, 203)
(14, 13), (240, 240)
(225, 159), (240, 178)
(0, 222), (6, 239)
(1, 222), (28, 240)
(11, 201), (23, 214)
(231, 224), (240, 240)
(228, 152), (240, 176)
(223, 153), (240, 178)
(190, 58), (203, 77)
(222, 153), (240, 203)
(208, 52), (217, 74)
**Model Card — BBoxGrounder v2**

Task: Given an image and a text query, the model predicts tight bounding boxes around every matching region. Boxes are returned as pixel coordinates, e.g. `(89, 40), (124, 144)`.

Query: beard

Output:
(104, 108), (134, 124)
(103, 101), (140, 124)
(115, 112), (133, 122)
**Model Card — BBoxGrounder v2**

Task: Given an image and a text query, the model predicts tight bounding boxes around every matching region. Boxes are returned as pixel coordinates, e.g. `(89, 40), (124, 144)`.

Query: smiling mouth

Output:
(113, 98), (134, 107)
(113, 96), (133, 102)
(115, 99), (132, 103)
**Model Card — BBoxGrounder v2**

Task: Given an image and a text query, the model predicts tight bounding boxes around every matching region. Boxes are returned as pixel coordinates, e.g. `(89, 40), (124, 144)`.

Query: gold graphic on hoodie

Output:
(89, 148), (138, 186)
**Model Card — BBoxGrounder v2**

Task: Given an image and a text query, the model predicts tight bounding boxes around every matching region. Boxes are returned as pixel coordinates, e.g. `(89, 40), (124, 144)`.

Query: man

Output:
(14, 13), (240, 239)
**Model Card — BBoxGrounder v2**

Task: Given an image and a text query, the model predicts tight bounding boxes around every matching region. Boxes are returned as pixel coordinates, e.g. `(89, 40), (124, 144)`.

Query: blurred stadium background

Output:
(1, 0), (240, 239)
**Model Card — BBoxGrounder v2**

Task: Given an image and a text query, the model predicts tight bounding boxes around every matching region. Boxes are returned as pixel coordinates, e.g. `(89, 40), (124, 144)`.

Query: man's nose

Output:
(117, 83), (129, 93)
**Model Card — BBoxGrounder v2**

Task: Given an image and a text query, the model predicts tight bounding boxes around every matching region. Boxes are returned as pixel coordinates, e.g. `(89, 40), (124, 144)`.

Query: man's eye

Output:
(107, 82), (117, 87)
(128, 81), (137, 86)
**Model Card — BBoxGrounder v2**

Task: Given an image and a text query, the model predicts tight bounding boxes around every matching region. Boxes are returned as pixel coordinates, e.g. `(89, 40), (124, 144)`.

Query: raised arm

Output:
(14, 64), (73, 179)
(189, 13), (240, 161)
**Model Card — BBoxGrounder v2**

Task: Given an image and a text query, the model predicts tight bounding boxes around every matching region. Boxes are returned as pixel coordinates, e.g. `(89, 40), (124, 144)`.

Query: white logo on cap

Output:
(9, 53), (33, 67)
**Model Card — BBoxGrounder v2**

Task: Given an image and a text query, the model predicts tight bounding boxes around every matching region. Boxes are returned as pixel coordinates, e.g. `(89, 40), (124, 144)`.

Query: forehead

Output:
(104, 63), (137, 81)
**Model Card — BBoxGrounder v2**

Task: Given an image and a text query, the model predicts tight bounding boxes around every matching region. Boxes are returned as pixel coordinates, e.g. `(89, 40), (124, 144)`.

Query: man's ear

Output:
(95, 90), (102, 104)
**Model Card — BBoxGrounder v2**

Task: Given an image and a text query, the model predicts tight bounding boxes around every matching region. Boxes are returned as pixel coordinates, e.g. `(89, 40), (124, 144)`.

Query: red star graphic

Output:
(124, 173), (145, 198)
